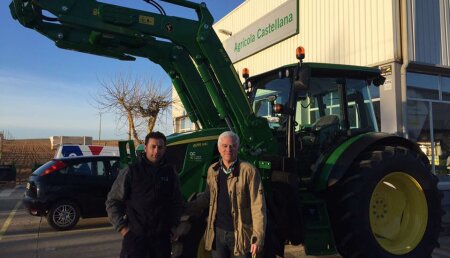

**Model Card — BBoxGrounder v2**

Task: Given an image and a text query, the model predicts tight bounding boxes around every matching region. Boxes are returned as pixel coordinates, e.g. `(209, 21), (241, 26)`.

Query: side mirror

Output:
(266, 95), (277, 103)
(372, 75), (386, 87)
(293, 66), (311, 92)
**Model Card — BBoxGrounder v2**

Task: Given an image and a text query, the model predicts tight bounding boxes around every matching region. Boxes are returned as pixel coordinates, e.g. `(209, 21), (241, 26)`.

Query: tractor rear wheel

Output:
(171, 192), (210, 258)
(327, 146), (441, 258)
(171, 214), (210, 258)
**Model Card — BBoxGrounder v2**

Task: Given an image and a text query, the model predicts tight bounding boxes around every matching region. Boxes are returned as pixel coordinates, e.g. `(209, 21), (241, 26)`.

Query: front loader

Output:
(10, 0), (442, 257)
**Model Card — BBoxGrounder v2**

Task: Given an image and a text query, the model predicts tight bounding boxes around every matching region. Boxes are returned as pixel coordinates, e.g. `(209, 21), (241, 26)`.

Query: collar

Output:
(215, 159), (240, 177)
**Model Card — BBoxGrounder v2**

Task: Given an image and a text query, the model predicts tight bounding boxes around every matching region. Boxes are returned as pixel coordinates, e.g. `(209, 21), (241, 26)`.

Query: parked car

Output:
(23, 156), (121, 230)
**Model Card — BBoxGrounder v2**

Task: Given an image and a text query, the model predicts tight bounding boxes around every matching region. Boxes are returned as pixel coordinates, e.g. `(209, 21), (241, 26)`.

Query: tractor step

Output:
(300, 192), (337, 256)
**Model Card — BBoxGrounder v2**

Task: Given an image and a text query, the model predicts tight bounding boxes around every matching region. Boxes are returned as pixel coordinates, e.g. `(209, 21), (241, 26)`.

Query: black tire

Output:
(172, 192), (210, 258)
(172, 213), (209, 258)
(46, 200), (80, 231)
(327, 146), (441, 258)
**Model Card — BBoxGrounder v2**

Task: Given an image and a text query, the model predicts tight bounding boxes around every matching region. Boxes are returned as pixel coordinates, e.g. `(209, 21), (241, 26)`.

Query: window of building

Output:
(406, 100), (431, 142)
(432, 102), (450, 174)
(407, 97), (450, 175)
(442, 76), (450, 101)
(407, 73), (439, 100)
(175, 115), (195, 133)
(406, 73), (450, 174)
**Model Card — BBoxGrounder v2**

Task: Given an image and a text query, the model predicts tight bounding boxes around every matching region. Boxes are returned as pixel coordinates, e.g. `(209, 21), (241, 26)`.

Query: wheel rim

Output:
(53, 204), (76, 227)
(370, 172), (428, 255)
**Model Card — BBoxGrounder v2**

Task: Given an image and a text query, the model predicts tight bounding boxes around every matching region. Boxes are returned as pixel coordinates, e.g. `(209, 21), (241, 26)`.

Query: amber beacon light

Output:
(242, 68), (250, 79)
(296, 46), (305, 60)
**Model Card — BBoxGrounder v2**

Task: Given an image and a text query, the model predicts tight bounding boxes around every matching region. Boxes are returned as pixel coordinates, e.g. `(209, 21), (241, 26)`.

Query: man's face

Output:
(218, 136), (239, 165)
(145, 138), (166, 164)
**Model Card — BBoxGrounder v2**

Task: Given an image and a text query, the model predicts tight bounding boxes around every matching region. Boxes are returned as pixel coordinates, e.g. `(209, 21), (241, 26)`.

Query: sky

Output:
(0, 0), (243, 140)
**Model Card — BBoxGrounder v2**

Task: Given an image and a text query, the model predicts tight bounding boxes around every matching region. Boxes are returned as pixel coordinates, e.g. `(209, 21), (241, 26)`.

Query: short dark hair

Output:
(145, 131), (167, 145)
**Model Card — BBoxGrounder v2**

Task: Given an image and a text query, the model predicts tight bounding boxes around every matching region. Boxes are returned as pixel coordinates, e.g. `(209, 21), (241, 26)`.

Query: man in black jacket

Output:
(106, 132), (183, 258)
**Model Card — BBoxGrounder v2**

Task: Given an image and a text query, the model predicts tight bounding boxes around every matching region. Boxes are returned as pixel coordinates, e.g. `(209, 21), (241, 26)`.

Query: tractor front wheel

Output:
(327, 146), (441, 258)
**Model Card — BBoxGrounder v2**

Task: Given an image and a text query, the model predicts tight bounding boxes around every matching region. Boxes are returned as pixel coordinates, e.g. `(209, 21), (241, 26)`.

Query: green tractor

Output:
(10, 0), (442, 257)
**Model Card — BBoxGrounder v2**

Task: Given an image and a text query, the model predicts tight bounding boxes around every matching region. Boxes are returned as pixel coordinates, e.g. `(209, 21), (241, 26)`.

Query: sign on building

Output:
(223, 0), (298, 63)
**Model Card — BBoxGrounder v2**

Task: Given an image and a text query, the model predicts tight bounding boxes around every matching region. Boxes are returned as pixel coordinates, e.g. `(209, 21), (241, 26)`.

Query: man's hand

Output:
(171, 227), (180, 242)
(119, 226), (129, 237)
(250, 244), (260, 256)
(170, 216), (191, 242)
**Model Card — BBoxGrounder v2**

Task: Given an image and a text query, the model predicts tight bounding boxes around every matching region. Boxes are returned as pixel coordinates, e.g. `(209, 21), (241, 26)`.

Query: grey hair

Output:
(218, 131), (240, 147)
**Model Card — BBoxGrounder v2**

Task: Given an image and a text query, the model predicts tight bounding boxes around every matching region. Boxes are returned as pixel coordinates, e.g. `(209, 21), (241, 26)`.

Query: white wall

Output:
(214, 0), (401, 78)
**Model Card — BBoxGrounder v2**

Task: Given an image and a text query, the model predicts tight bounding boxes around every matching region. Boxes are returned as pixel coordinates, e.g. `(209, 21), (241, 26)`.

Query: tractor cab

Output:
(245, 48), (385, 180)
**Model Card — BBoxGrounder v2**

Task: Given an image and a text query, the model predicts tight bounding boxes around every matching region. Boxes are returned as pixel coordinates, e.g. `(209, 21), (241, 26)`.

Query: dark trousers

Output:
(120, 231), (171, 258)
(212, 227), (250, 258)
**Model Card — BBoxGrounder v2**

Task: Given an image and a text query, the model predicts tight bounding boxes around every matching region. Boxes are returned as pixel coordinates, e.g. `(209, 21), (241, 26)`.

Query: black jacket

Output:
(105, 153), (183, 236)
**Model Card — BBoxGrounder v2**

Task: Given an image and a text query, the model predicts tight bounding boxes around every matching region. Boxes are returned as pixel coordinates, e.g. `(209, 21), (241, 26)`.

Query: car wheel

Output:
(47, 201), (80, 231)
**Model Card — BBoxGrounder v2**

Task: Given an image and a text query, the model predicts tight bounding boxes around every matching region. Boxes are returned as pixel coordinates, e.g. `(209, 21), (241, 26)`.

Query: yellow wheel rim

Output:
(370, 172), (428, 254)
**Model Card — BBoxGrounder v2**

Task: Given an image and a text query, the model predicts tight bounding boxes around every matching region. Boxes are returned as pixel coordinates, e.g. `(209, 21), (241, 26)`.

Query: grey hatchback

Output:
(23, 156), (121, 230)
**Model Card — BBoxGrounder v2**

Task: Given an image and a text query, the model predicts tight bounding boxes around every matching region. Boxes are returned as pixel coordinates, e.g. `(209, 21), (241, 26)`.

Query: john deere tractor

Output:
(10, 0), (442, 257)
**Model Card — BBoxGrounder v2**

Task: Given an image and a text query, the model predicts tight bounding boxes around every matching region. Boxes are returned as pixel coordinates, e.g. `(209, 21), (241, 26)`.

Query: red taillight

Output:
(41, 161), (66, 176)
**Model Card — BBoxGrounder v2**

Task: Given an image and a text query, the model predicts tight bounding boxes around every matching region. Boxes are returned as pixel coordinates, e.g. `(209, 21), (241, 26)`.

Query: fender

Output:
(313, 132), (428, 192)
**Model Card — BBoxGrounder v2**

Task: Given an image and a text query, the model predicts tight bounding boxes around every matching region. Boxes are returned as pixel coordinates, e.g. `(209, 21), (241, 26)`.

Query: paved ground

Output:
(283, 237), (450, 258)
(0, 183), (449, 258)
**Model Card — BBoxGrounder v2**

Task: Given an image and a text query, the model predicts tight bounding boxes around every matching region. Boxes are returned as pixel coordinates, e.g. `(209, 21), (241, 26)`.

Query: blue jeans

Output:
(212, 227), (250, 258)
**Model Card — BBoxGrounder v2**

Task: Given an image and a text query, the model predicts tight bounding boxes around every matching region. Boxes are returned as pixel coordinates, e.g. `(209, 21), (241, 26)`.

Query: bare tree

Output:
(93, 74), (173, 142)
(94, 74), (141, 143)
(135, 79), (172, 133)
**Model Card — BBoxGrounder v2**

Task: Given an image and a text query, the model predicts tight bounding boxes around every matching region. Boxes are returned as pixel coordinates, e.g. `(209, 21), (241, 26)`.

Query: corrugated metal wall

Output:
(408, 0), (450, 66)
(213, 0), (401, 77)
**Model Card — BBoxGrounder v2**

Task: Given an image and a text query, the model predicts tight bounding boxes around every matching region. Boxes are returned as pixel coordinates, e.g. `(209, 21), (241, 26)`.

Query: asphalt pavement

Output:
(0, 184), (449, 258)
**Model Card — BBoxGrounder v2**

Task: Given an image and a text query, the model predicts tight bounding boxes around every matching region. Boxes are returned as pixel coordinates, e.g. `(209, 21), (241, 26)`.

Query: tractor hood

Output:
(166, 128), (228, 147)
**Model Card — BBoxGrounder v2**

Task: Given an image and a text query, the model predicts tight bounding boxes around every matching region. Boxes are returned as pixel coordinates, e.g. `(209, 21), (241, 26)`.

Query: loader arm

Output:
(10, 0), (278, 156)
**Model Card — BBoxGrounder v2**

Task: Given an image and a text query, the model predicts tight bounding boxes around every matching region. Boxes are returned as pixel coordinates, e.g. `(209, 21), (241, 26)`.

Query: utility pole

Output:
(98, 112), (102, 141)
(0, 131), (3, 160)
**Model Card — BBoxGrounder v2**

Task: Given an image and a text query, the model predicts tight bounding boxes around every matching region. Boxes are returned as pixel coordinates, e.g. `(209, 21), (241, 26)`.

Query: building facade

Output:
(172, 0), (450, 174)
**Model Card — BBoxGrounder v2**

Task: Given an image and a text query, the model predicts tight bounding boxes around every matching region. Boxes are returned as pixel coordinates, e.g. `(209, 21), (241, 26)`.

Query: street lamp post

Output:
(98, 112), (102, 141)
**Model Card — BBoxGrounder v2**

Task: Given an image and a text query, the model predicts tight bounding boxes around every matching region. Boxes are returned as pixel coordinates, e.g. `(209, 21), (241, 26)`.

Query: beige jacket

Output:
(188, 160), (266, 256)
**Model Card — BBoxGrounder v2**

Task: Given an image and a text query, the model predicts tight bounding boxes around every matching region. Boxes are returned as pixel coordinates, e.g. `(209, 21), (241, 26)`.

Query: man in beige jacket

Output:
(187, 131), (266, 258)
